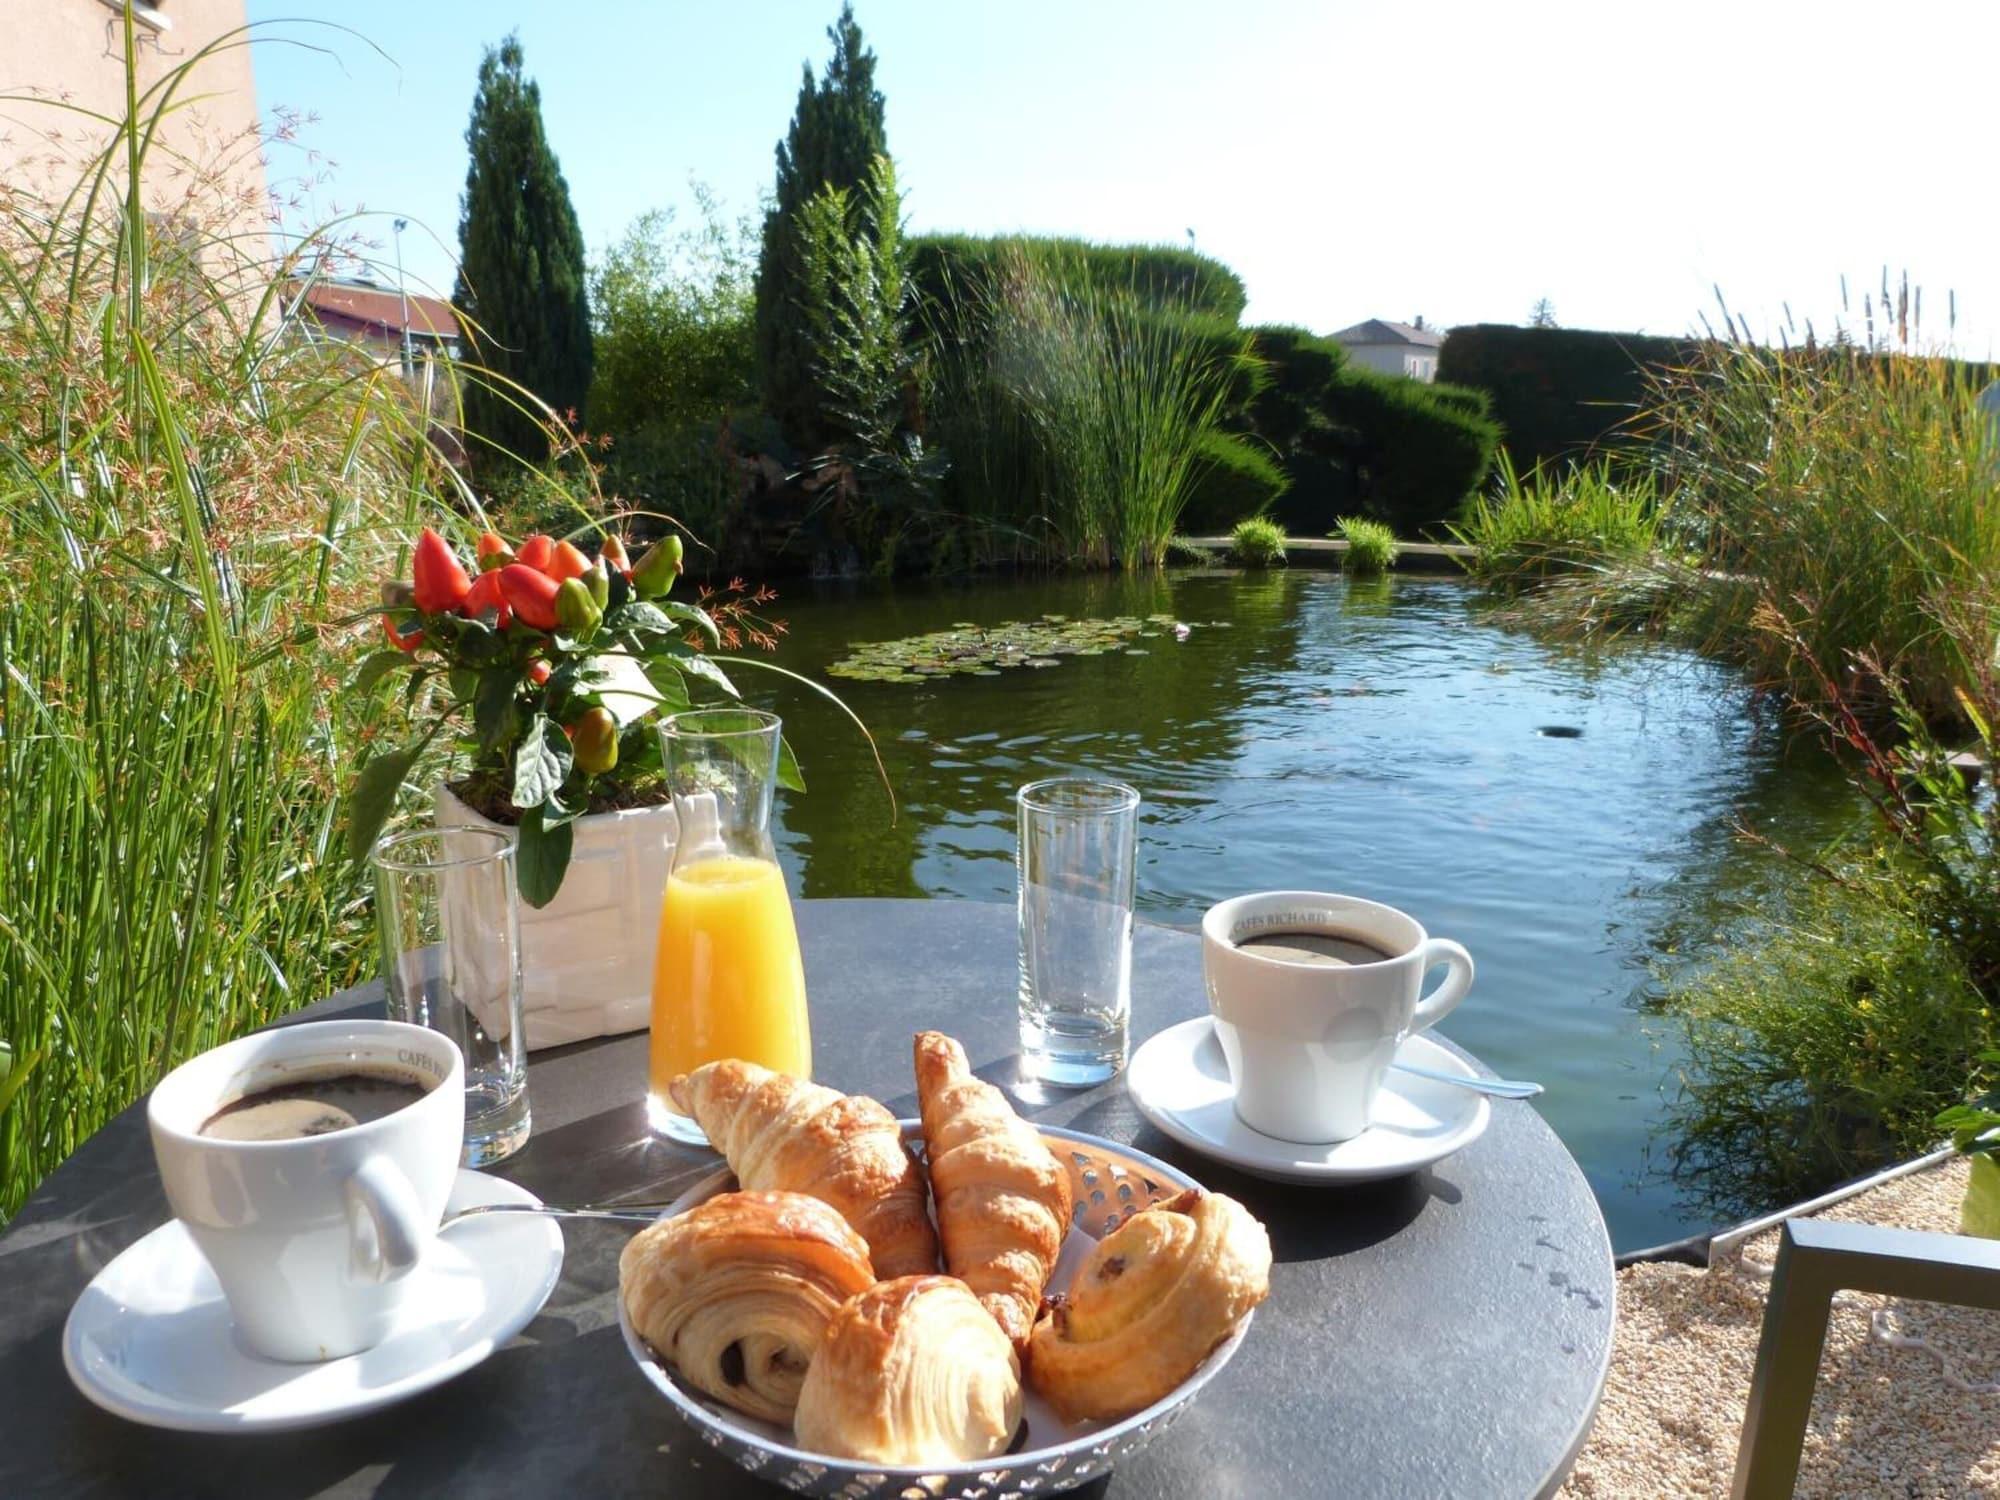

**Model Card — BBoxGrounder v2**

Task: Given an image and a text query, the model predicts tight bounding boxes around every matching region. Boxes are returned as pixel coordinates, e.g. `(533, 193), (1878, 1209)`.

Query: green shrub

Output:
(1437, 322), (1694, 472)
(1663, 863), (1993, 1216)
(1231, 517), (1287, 567)
(1179, 431), (1288, 534)
(912, 234), (1247, 322)
(589, 188), (758, 439)
(1327, 367), (1500, 533)
(1448, 452), (1662, 588)
(1336, 516), (1399, 575)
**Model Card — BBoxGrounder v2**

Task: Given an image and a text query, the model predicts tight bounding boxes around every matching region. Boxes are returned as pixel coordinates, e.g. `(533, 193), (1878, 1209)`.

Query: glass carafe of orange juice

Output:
(648, 708), (810, 1143)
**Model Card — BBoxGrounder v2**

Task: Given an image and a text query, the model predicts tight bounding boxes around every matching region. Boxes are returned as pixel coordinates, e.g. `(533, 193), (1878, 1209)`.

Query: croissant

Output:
(1026, 1186), (1271, 1423)
(913, 1030), (1073, 1347)
(669, 1059), (939, 1278)
(618, 1190), (875, 1424)
(794, 1276), (1025, 1465)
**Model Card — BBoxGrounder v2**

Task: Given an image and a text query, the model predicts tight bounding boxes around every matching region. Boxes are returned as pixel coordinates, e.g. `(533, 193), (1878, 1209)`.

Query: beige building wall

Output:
(2, 0), (263, 253)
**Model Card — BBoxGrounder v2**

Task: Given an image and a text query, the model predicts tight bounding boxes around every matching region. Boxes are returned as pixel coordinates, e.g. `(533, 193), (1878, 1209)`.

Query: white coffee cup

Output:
(146, 1019), (465, 1362)
(1202, 891), (1474, 1143)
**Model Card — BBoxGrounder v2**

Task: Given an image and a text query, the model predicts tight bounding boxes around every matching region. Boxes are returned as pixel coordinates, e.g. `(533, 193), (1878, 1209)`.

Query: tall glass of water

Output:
(371, 827), (530, 1166)
(1017, 777), (1140, 1086)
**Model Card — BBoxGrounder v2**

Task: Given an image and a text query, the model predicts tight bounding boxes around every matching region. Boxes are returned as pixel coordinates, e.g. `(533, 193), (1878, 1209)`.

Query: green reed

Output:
(1448, 451), (1663, 589)
(924, 242), (1252, 568)
(0, 20), (527, 1218)
(1334, 516), (1398, 575)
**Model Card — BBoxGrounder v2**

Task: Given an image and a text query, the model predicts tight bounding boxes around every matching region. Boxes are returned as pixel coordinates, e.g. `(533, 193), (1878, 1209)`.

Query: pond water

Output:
(752, 567), (1859, 1251)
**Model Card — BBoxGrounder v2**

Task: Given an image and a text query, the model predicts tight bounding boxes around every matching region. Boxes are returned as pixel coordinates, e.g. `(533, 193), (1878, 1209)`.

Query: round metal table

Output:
(0, 899), (1613, 1498)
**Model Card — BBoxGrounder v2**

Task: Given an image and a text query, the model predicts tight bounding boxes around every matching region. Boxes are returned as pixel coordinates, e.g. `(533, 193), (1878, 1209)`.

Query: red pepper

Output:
(526, 659), (551, 687)
(496, 563), (561, 631)
(547, 539), (593, 583)
(475, 531), (514, 573)
(462, 568), (504, 619)
(411, 528), (473, 614)
(516, 534), (555, 574)
(382, 615), (424, 652)
(600, 534), (632, 579)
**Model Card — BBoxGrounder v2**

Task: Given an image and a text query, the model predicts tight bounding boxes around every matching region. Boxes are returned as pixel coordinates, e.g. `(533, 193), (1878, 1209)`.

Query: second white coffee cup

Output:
(147, 1018), (464, 1362)
(1202, 891), (1474, 1143)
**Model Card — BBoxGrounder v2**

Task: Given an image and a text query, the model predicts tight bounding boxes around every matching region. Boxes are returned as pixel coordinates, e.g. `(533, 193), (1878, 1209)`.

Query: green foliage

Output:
(588, 187), (758, 439)
(1650, 337), (2000, 723)
(796, 155), (916, 457)
(1230, 326), (1497, 535)
(754, 2), (888, 444)
(911, 234), (1248, 323)
(1336, 516), (1399, 575)
(1324, 366), (1500, 533)
(0, 31), (474, 1216)
(455, 35), (594, 465)
(1437, 322), (1692, 472)
(1231, 517), (1287, 567)
(1179, 431), (1288, 534)
(1448, 452), (1663, 588)
(1663, 864), (1993, 1215)
(922, 243), (1253, 567)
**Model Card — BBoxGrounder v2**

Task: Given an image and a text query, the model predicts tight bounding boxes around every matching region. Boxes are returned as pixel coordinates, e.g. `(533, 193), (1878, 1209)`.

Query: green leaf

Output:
(0, 1044), (43, 1121)
(777, 734), (806, 794)
(659, 601), (722, 650)
(516, 803), (575, 909)
(473, 666), (522, 754)
(672, 651), (737, 697)
(347, 743), (421, 862)
(353, 648), (415, 694)
(512, 715), (571, 810)
(615, 601), (677, 639)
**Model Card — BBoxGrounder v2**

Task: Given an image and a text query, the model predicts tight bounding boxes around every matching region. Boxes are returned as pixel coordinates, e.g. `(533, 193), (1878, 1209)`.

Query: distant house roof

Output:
(289, 278), (461, 342)
(1332, 318), (1444, 349)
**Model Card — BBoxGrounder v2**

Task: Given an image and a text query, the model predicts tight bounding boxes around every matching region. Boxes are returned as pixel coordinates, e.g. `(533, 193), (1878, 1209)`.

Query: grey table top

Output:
(0, 898), (1614, 1499)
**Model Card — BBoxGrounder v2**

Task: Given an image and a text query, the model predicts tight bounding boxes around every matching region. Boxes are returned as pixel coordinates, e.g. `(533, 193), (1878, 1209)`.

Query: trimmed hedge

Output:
(1235, 325), (1499, 534)
(1437, 323), (1694, 472)
(1180, 430), (1289, 533)
(911, 234), (1248, 322)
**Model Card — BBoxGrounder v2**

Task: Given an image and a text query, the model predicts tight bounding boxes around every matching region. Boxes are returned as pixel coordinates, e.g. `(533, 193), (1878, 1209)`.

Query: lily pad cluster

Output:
(828, 614), (1198, 683)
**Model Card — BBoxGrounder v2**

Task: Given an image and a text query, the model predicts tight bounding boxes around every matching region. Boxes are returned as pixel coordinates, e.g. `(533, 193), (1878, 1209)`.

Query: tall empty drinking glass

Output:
(371, 826), (530, 1165)
(1017, 777), (1139, 1086)
(648, 709), (811, 1144)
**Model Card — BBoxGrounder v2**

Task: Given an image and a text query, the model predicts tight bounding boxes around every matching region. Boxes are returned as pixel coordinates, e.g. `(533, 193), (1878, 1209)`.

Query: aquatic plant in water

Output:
(827, 614), (1212, 682)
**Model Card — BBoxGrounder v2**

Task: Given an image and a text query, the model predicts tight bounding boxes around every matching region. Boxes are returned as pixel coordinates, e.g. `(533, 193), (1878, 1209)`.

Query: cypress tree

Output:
(454, 35), (593, 464)
(753, 3), (887, 444)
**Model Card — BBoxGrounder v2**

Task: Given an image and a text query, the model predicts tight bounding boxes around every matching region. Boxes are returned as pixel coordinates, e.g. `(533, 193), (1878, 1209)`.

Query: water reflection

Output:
(754, 569), (1857, 1249)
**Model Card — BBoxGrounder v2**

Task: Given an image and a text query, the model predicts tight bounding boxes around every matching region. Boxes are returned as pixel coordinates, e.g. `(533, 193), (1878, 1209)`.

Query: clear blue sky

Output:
(248, 1), (2000, 355)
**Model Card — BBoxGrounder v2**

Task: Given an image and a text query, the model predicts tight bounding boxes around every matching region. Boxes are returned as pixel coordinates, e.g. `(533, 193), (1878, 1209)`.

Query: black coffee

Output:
(198, 1069), (430, 1142)
(1237, 930), (1393, 968)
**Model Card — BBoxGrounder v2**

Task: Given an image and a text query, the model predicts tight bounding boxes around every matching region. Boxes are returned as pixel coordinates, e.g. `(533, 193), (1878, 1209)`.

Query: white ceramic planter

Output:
(435, 783), (677, 1051)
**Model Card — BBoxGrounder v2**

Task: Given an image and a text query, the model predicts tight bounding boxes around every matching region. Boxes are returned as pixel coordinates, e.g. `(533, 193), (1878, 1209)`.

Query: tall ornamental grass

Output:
(1645, 316), (2000, 723)
(1447, 452), (1664, 589)
(0, 26), (478, 1218)
(925, 244), (1254, 568)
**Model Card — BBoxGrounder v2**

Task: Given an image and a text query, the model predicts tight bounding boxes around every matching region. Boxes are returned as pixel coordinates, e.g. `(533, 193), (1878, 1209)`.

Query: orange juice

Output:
(649, 854), (811, 1107)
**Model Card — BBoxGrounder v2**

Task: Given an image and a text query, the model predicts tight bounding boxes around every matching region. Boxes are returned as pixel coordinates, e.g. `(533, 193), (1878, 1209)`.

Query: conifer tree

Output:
(753, 3), (887, 444)
(454, 35), (593, 464)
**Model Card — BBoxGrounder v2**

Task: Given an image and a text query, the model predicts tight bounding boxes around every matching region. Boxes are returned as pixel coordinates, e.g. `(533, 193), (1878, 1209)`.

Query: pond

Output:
(752, 567), (1859, 1252)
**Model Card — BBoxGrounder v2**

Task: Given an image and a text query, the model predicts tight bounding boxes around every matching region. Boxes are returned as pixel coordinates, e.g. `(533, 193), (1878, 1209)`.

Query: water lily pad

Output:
(826, 614), (1214, 685)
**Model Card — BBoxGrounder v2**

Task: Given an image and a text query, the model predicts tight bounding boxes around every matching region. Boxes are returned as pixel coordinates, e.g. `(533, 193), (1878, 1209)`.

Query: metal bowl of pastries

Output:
(618, 1122), (1260, 1499)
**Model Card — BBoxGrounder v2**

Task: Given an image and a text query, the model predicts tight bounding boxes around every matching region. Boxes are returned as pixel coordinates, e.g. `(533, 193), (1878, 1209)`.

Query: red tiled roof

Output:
(290, 280), (460, 340)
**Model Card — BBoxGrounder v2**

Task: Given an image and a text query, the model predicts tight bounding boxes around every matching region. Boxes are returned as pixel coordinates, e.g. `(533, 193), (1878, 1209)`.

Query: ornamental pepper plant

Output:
(346, 527), (840, 907)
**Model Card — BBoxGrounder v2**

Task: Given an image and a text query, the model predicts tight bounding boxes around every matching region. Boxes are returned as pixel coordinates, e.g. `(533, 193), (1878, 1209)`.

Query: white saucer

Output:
(1126, 1017), (1491, 1183)
(63, 1168), (564, 1433)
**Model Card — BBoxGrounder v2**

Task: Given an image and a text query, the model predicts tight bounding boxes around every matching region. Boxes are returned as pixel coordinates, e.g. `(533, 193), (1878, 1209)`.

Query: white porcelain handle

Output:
(343, 1155), (427, 1283)
(1410, 937), (1474, 1033)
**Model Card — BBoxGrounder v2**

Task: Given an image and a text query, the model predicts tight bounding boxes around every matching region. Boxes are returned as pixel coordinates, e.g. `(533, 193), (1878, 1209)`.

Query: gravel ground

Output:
(1561, 1157), (2000, 1499)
